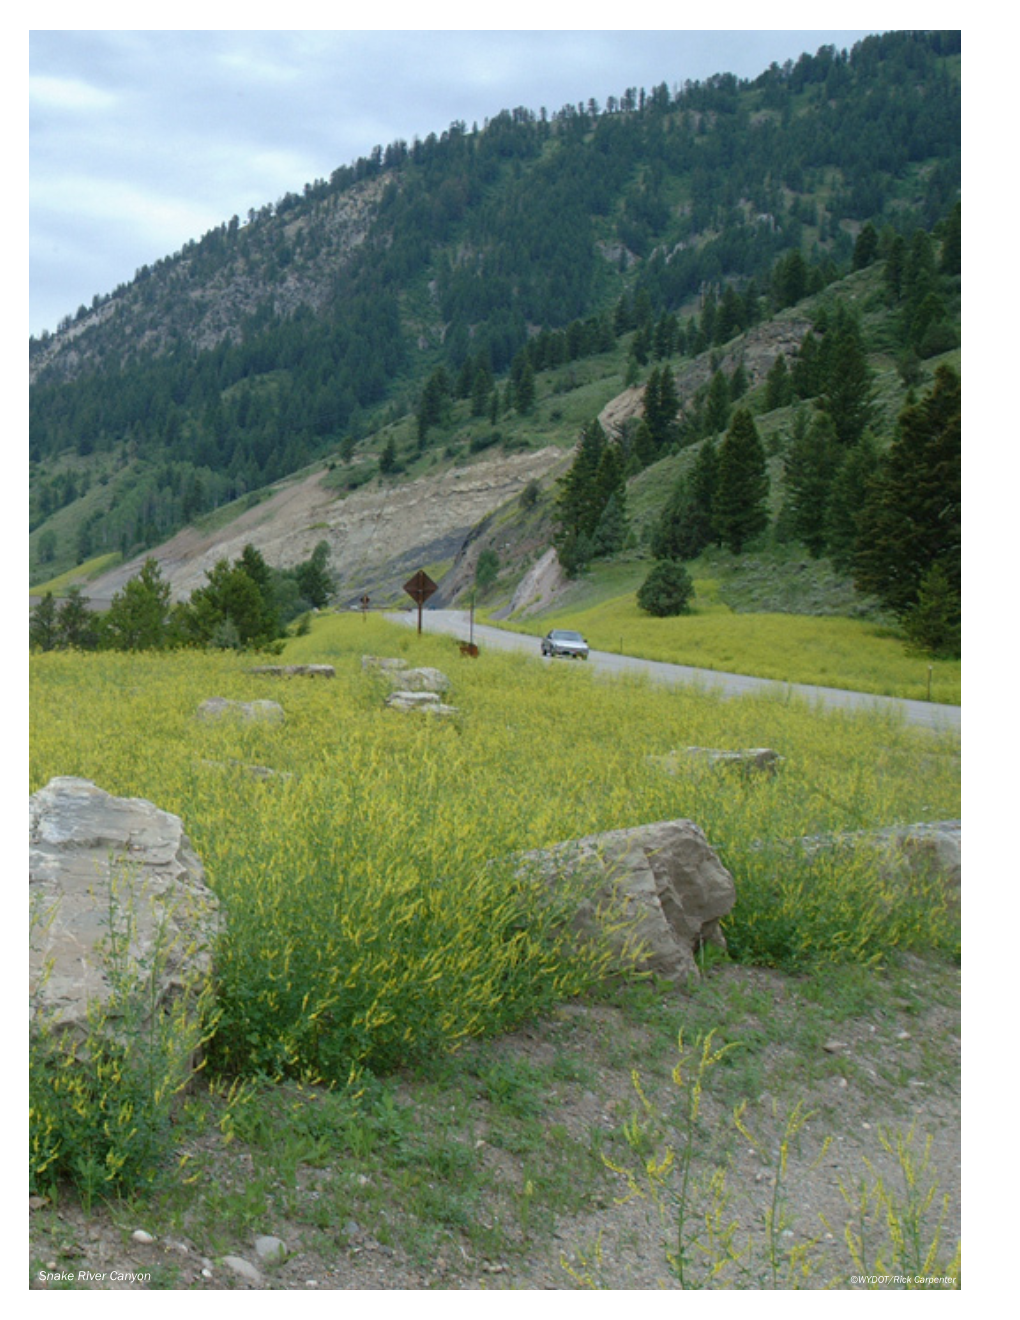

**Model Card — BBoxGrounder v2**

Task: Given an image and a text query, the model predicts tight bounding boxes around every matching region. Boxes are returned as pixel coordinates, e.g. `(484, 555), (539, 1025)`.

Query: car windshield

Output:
(552, 631), (584, 642)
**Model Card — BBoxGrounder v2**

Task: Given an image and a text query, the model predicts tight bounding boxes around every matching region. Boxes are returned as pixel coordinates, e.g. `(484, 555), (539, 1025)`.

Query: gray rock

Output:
(249, 664), (335, 679)
(382, 666), (451, 694)
(789, 820), (961, 904)
(385, 691), (458, 717)
(196, 697), (285, 724)
(29, 777), (220, 1054)
(515, 819), (736, 984)
(254, 1235), (288, 1263)
(652, 747), (784, 778)
(221, 1255), (262, 1284)
(361, 655), (408, 672)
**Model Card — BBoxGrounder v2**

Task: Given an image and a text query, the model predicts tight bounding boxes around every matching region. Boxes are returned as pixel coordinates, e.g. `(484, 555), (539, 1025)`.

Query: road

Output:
(386, 609), (961, 733)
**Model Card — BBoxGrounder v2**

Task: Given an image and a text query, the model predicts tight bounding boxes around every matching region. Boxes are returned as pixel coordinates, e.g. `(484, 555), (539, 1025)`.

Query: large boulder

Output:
(29, 777), (221, 1050)
(515, 819), (736, 984)
(197, 696), (285, 724)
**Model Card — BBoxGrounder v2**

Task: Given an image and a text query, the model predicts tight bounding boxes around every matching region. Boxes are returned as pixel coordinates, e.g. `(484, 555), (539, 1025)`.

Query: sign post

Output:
(360, 594), (370, 621)
(403, 569), (438, 635)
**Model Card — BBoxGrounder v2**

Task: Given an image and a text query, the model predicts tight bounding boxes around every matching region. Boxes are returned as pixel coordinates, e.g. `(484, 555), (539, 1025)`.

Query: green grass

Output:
(29, 552), (121, 598)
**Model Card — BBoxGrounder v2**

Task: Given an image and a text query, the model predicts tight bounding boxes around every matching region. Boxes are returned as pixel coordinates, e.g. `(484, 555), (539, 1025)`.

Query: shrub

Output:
(637, 560), (695, 617)
(30, 883), (221, 1205)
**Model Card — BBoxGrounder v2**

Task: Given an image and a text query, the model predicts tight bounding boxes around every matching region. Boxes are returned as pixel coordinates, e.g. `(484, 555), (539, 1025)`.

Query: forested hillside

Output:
(29, 29), (960, 602)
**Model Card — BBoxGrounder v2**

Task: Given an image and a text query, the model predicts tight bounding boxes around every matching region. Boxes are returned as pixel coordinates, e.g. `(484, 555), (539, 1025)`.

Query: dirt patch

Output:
(30, 956), (960, 1291)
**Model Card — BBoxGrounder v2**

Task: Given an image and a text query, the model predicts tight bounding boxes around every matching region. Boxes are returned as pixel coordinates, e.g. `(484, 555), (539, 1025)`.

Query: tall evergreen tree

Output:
(703, 369), (731, 436)
(819, 308), (876, 446)
(781, 413), (841, 556)
(713, 409), (769, 554)
(824, 431), (880, 573)
(643, 367), (680, 454)
(854, 367), (960, 625)
(651, 440), (719, 561)
(765, 353), (793, 410)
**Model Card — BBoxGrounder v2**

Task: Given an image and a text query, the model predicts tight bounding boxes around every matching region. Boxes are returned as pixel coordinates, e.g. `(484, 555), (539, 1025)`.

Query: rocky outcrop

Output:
(502, 547), (569, 618)
(29, 778), (220, 1049)
(516, 819), (736, 984)
(197, 697), (285, 724)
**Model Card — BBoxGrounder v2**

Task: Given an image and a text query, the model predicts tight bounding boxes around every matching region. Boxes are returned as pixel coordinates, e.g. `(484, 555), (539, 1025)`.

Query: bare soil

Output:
(29, 955), (960, 1291)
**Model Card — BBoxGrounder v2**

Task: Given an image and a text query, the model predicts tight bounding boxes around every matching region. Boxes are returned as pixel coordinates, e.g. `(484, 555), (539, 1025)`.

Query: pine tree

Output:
(782, 413), (841, 557)
(713, 409), (769, 554)
(651, 440), (718, 562)
(854, 367), (960, 623)
(104, 557), (172, 650)
(637, 559), (695, 616)
(820, 308), (876, 446)
(824, 431), (880, 573)
(703, 370), (731, 436)
(29, 592), (60, 651)
(57, 586), (98, 650)
(643, 367), (679, 454)
(592, 491), (628, 558)
(765, 354), (793, 411)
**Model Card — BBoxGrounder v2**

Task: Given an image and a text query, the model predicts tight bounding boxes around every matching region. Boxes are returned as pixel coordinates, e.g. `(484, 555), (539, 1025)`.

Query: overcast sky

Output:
(28, 25), (893, 338)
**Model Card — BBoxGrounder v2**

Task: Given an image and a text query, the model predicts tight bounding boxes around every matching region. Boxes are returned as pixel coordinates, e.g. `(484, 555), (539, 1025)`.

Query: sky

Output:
(28, 24), (891, 338)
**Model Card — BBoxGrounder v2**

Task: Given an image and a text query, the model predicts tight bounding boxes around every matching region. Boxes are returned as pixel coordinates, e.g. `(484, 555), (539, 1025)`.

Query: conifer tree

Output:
(104, 557), (172, 650)
(825, 431), (880, 574)
(713, 409), (769, 554)
(854, 367), (960, 627)
(29, 592), (60, 652)
(820, 308), (876, 446)
(651, 440), (719, 562)
(782, 413), (841, 556)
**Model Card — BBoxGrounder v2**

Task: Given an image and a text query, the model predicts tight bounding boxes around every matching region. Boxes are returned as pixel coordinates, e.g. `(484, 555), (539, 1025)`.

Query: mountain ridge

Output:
(29, 30), (960, 627)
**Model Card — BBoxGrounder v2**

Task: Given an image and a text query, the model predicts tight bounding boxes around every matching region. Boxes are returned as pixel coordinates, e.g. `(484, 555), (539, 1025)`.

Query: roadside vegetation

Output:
(30, 611), (960, 1287)
(504, 584), (960, 704)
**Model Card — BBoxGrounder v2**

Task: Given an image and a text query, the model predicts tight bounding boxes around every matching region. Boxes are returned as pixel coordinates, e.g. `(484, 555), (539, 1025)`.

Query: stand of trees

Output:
(29, 541), (335, 653)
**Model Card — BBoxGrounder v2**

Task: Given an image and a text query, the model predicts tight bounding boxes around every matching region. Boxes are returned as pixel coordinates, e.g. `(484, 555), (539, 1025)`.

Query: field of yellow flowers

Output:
(31, 612), (960, 1083)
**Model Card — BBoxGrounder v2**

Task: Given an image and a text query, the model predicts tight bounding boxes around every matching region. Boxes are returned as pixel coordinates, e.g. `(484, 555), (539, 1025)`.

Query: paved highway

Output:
(386, 609), (961, 734)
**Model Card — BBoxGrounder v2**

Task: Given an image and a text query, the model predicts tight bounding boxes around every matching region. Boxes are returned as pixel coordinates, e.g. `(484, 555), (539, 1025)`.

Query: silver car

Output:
(541, 629), (589, 660)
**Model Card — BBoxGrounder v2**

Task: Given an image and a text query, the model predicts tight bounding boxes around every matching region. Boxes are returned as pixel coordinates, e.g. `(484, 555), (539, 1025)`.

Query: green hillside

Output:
(30, 30), (959, 593)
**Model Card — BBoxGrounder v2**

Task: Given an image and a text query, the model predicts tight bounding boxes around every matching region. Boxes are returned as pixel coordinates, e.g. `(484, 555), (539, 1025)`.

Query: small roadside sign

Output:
(404, 570), (438, 634)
